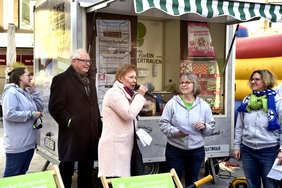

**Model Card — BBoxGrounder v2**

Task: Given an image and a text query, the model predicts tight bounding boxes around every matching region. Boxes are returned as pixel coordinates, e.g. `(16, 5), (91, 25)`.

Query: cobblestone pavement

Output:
(0, 122), (245, 188)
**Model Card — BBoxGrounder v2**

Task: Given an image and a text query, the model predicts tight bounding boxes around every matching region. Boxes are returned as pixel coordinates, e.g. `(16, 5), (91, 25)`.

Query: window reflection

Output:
(20, 0), (36, 29)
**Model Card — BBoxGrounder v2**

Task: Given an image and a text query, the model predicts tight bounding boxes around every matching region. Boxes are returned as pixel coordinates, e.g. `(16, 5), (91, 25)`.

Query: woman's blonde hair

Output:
(248, 69), (278, 90)
(115, 64), (137, 81)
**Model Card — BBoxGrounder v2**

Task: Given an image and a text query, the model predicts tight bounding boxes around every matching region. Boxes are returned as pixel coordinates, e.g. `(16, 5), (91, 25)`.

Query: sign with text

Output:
(57, 56), (70, 74)
(0, 171), (57, 188)
(111, 173), (175, 188)
(136, 20), (163, 91)
(0, 55), (21, 65)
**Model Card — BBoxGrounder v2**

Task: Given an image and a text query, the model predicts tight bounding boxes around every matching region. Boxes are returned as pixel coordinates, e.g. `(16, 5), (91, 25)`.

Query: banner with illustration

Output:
(183, 22), (221, 113)
(188, 22), (215, 57)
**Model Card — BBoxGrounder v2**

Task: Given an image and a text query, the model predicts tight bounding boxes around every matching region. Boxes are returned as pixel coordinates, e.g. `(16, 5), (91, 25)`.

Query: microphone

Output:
(135, 84), (157, 99)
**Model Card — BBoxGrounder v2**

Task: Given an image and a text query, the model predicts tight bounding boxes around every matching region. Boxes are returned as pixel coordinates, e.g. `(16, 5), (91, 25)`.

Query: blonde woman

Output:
(234, 69), (282, 188)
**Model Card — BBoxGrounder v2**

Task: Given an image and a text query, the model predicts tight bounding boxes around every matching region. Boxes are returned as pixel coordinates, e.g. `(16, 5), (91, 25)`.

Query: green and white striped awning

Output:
(134, 0), (282, 22)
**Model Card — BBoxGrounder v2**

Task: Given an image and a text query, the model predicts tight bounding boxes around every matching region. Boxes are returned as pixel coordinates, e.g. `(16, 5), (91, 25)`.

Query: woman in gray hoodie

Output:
(2, 67), (43, 177)
(234, 69), (282, 188)
(159, 72), (215, 187)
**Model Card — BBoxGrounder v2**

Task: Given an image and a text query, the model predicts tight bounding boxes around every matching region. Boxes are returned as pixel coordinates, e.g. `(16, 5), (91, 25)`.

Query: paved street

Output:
(0, 122), (245, 188)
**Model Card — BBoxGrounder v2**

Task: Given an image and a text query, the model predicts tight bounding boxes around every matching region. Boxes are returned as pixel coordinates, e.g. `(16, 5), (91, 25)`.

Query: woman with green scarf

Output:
(234, 69), (282, 188)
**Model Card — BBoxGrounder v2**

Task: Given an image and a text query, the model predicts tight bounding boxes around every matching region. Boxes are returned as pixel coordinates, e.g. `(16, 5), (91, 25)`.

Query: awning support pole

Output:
(88, 10), (97, 54)
(221, 24), (239, 77)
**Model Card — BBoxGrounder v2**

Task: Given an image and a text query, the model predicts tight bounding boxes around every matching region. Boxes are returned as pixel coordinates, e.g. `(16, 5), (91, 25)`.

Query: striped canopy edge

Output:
(134, 0), (282, 22)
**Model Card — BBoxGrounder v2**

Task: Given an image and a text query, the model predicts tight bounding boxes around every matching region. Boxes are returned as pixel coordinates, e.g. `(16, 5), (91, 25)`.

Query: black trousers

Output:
(59, 161), (94, 188)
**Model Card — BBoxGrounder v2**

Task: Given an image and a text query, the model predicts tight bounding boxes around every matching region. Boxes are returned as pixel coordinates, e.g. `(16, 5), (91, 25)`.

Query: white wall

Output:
(163, 20), (180, 92)
(137, 19), (163, 91)
(0, 33), (33, 48)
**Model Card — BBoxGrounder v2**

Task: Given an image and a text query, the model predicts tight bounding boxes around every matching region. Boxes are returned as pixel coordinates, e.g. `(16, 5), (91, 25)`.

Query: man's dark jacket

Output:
(49, 66), (102, 161)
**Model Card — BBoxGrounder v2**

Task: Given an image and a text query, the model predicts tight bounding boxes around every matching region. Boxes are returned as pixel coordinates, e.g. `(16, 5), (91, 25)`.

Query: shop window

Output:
(180, 21), (226, 115)
(19, 0), (36, 29)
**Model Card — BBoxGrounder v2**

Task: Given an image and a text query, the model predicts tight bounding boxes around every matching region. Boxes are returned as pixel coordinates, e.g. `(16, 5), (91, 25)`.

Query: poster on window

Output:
(184, 22), (221, 113)
(187, 22), (215, 57)
(96, 19), (132, 110)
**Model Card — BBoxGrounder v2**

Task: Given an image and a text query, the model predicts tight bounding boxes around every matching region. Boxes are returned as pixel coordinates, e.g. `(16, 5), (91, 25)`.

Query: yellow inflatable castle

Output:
(235, 34), (282, 101)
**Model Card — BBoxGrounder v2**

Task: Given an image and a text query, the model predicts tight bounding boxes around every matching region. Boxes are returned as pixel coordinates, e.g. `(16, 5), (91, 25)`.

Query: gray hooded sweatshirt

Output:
(2, 83), (43, 153)
(159, 95), (215, 150)
(234, 94), (282, 151)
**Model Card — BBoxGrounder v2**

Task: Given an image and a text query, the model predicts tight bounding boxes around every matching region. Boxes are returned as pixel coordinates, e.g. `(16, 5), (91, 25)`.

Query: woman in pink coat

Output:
(98, 64), (147, 178)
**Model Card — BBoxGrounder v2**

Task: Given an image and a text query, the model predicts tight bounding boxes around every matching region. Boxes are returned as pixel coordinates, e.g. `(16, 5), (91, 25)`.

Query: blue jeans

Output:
(3, 149), (34, 177)
(165, 143), (205, 187)
(241, 144), (278, 188)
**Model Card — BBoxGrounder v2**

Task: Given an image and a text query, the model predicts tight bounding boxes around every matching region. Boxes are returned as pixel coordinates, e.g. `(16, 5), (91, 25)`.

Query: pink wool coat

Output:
(98, 81), (146, 177)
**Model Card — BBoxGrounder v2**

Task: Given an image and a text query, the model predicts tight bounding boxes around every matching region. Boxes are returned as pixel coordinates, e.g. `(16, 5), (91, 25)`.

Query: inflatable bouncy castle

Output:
(235, 32), (282, 101)
(234, 26), (282, 121)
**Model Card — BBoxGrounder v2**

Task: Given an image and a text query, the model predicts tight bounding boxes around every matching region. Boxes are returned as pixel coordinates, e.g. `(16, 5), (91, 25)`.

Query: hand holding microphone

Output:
(135, 84), (157, 99)
(135, 84), (147, 96)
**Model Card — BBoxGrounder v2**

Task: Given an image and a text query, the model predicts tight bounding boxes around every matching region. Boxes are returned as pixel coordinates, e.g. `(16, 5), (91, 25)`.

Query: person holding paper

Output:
(234, 69), (282, 188)
(98, 64), (147, 178)
(2, 67), (43, 177)
(159, 72), (215, 187)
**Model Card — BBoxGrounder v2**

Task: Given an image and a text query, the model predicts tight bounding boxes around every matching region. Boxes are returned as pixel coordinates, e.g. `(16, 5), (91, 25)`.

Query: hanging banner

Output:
(185, 22), (220, 113)
(188, 22), (215, 57)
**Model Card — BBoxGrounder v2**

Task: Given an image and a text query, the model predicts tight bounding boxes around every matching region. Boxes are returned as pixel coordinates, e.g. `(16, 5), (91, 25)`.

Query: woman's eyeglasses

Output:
(250, 78), (261, 82)
(179, 81), (194, 85)
(22, 74), (31, 78)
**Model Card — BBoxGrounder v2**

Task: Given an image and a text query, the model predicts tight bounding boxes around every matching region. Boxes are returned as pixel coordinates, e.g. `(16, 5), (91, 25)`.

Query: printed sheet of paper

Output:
(267, 158), (282, 180)
(177, 125), (198, 136)
(136, 129), (152, 147)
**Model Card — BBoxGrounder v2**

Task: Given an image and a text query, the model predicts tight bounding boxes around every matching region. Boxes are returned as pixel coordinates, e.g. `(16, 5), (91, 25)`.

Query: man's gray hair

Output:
(70, 49), (87, 63)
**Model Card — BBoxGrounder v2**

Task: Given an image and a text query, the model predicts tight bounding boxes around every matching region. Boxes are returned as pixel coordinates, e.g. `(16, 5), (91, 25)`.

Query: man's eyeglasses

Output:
(75, 58), (92, 65)
(180, 81), (194, 85)
(250, 78), (261, 82)
(22, 74), (31, 78)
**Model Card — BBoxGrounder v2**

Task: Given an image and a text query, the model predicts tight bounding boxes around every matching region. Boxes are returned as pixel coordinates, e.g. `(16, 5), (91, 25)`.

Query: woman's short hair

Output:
(8, 67), (26, 86)
(115, 64), (137, 81)
(179, 73), (201, 96)
(248, 69), (277, 90)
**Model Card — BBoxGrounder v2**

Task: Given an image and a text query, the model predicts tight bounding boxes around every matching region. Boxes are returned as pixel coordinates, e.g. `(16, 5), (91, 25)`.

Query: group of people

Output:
(2, 48), (282, 188)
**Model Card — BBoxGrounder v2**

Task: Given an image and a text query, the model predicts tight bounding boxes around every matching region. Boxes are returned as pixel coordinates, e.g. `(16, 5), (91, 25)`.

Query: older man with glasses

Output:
(49, 49), (102, 188)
